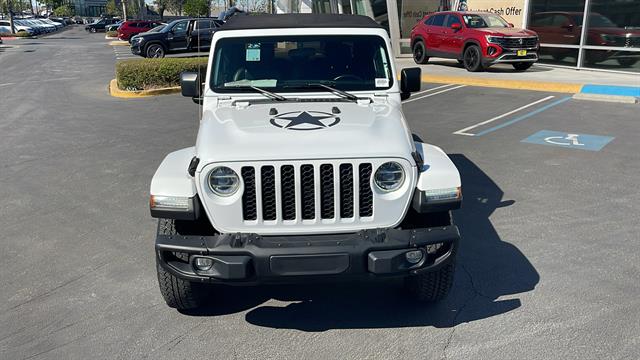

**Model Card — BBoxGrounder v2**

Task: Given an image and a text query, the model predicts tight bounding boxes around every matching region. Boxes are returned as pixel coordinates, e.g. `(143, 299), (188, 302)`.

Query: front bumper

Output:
(131, 43), (143, 55)
(486, 50), (539, 64)
(156, 226), (459, 284)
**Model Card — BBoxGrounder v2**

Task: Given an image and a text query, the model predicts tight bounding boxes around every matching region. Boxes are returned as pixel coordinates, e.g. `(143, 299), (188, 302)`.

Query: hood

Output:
(195, 100), (414, 165)
(474, 27), (537, 37)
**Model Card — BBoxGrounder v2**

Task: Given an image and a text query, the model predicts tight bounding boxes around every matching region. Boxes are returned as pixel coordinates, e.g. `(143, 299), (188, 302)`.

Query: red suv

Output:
(118, 20), (163, 41)
(411, 12), (539, 72)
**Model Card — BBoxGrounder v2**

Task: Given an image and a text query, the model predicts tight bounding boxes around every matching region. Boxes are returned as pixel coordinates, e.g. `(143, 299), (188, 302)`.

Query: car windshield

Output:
(148, 25), (166, 33)
(210, 35), (393, 93)
(463, 13), (509, 28)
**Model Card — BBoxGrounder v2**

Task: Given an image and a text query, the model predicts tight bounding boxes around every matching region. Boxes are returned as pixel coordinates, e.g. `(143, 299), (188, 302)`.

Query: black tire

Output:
(617, 58), (639, 67)
(146, 43), (165, 58)
(463, 45), (484, 72)
(404, 259), (456, 302)
(156, 218), (205, 310)
(512, 62), (533, 71)
(457, 59), (464, 65)
(413, 41), (429, 64)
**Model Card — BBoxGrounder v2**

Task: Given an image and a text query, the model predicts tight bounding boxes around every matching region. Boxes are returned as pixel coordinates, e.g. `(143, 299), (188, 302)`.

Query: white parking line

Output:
(402, 85), (467, 104)
(410, 84), (457, 97)
(453, 95), (556, 136)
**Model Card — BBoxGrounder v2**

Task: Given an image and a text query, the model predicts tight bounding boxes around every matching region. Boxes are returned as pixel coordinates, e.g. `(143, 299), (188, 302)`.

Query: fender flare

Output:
(150, 147), (197, 198)
(412, 142), (462, 212)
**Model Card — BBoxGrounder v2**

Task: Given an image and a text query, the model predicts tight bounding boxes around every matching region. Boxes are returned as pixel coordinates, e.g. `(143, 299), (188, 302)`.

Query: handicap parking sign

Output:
(521, 130), (614, 151)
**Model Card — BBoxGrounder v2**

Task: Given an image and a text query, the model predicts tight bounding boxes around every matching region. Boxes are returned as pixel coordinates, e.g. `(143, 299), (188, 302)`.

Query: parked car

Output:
(151, 13), (461, 311)
(529, 11), (640, 67)
(85, 18), (119, 33)
(130, 18), (223, 58)
(117, 20), (163, 41)
(411, 11), (539, 72)
(129, 24), (166, 44)
(0, 20), (35, 35)
(105, 20), (124, 32)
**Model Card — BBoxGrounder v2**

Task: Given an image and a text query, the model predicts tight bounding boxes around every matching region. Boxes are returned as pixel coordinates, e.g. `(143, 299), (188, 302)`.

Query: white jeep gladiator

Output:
(150, 14), (462, 310)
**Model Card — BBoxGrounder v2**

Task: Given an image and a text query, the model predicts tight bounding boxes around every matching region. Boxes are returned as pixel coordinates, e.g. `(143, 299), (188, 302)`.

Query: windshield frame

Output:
(463, 13), (510, 28)
(208, 34), (394, 95)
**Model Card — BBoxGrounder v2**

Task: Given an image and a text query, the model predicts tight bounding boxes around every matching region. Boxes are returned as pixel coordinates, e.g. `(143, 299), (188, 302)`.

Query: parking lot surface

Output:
(1, 27), (639, 360)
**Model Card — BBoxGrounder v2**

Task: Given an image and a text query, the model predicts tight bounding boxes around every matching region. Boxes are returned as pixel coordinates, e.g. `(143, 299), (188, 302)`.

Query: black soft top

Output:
(218, 14), (382, 31)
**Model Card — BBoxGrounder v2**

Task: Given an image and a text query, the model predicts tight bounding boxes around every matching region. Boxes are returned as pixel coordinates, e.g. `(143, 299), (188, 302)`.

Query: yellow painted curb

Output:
(420, 74), (583, 94)
(109, 79), (181, 99)
(108, 40), (129, 46)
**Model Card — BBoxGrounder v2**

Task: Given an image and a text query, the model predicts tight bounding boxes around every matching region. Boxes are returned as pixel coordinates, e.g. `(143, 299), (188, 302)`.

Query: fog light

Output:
(426, 243), (444, 255)
(405, 249), (424, 264)
(194, 257), (214, 271)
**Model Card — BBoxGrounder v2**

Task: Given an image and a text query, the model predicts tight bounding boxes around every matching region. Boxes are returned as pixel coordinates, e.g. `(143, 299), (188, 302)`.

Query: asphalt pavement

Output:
(1, 26), (639, 360)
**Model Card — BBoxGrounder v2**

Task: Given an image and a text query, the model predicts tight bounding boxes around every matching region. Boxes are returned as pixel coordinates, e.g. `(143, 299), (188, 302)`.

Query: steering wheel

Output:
(333, 74), (363, 82)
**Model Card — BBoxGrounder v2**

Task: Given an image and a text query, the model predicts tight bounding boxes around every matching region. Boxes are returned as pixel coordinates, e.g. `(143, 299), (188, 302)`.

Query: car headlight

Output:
(486, 35), (500, 44)
(208, 167), (240, 196)
(374, 162), (405, 192)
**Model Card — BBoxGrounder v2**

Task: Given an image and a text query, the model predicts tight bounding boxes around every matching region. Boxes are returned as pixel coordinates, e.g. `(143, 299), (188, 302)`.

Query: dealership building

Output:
(275, 0), (640, 73)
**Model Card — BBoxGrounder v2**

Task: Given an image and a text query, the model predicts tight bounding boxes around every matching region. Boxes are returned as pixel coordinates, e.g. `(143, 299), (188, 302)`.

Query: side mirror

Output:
(451, 23), (462, 31)
(180, 71), (200, 98)
(400, 67), (421, 99)
(508, 23), (514, 28)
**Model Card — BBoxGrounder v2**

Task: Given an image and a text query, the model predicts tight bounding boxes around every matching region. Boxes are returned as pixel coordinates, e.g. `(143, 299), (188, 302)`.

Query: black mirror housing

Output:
(180, 71), (200, 98)
(400, 67), (421, 95)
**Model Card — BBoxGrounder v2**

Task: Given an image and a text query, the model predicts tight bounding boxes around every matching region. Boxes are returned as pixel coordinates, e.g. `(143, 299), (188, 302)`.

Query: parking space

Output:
(1, 26), (640, 360)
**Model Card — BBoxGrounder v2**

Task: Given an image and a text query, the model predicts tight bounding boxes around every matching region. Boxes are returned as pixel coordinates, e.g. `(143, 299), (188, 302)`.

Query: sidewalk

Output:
(396, 58), (640, 96)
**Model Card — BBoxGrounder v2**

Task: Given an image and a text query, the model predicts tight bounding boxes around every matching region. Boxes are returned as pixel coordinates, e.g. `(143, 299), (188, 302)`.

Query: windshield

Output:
(148, 25), (166, 33)
(463, 13), (509, 28)
(210, 35), (393, 93)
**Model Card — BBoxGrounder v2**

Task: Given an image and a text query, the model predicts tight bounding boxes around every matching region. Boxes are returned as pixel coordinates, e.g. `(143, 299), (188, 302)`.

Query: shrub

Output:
(115, 57), (208, 91)
(0, 31), (32, 38)
(106, 31), (118, 38)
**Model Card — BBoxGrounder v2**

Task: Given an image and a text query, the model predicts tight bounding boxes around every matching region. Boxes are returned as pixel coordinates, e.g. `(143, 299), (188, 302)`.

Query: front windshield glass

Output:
(210, 35), (393, 93)
(148, 25), (165, 33)
(463, 14), (509, 28)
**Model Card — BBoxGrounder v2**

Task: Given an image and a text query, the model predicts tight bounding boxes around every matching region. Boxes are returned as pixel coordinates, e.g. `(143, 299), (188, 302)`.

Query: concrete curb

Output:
(108, 40), (129, 46)
(109, 79), (180, 99)
(421, 74), (582, 93)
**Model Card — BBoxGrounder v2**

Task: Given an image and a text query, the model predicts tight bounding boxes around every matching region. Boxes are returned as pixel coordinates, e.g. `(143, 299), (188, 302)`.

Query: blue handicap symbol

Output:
(521, 130), (614, 151)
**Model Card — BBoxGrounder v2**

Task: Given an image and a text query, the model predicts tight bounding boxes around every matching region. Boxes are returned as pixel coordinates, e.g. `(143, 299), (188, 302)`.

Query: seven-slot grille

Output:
(241, 163), (374, 222)
(493, 36), (538, 49)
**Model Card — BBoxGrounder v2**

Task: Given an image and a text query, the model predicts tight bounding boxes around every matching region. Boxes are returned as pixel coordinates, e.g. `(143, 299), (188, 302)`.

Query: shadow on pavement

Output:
(183, 155), (539, 331)
(428, 59), (553, 73)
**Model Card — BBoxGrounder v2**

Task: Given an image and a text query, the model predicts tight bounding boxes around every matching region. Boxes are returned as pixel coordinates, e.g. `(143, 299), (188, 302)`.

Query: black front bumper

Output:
(156, 226), (459, 284)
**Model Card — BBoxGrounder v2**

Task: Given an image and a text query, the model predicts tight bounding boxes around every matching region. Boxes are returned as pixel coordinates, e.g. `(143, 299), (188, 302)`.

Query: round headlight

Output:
(207, 167), (240, 196)
(374, 162), (405, 192)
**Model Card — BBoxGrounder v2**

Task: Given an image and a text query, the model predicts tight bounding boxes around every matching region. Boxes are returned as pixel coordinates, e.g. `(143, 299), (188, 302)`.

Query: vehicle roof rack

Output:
(218, 13), (383, 31)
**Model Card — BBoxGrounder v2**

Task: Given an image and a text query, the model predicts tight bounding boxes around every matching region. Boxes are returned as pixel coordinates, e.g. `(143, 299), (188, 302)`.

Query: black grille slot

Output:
(359, 163), (373, 217)
(495, 37), (537, 49)
(281, 165), (296, 220)
(300, 165), (315, 220)
(241, 167), (257, 221)
(339, 164), (354, 218)
(261, 166), (276, 221)
(320, 164), (335, 219)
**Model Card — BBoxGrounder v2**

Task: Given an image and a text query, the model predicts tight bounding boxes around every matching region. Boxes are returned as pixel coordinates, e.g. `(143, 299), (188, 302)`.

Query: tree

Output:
(166, 0), (184, 16)
(105, 0), (122, 16)
(153, 0), (167, 19)
(53, 4), (74, 16)
(183, 0), (208, 16)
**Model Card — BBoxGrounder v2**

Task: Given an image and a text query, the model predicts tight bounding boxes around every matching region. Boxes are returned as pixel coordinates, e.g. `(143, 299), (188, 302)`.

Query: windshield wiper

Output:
(230, 85), (287, 101)
(307, 83), (360, 102)
(284, 83), (360, 102)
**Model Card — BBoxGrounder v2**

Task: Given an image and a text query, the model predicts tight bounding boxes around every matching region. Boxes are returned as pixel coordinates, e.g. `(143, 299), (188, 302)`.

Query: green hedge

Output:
(115, 57), (208, 91)
(0, 31), (32, 38)
(106, 31), (118, 38)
